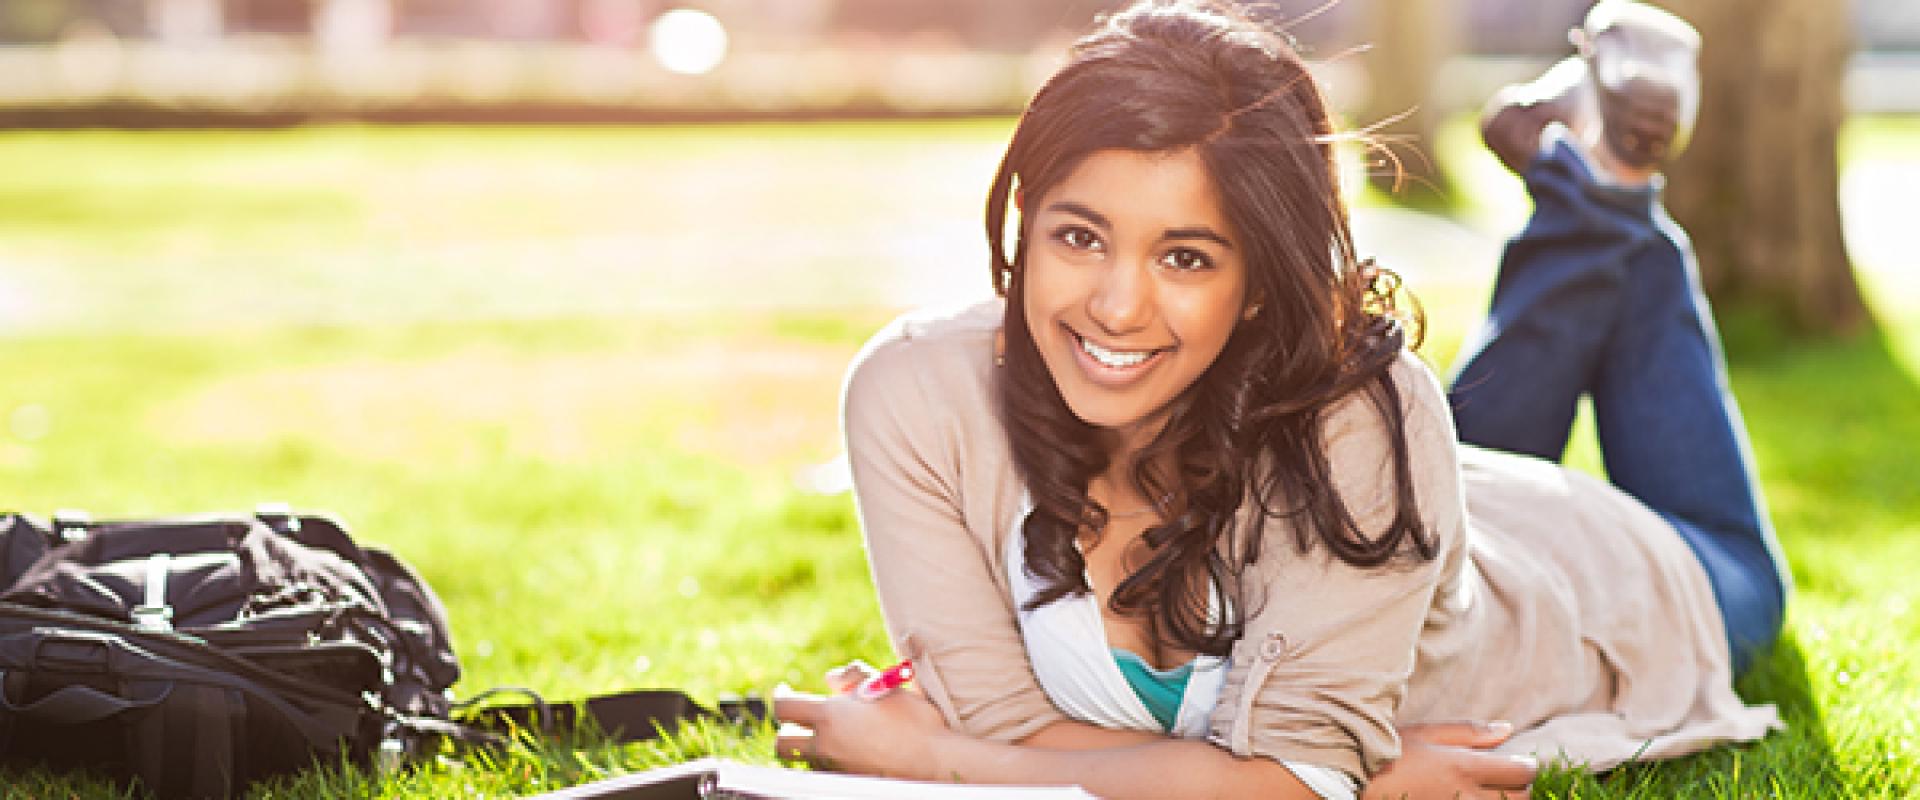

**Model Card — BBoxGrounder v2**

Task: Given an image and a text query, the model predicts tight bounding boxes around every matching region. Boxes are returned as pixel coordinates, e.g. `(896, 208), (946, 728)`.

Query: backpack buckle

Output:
(131, 605), (173, 633)
(132, 554), (174, 633)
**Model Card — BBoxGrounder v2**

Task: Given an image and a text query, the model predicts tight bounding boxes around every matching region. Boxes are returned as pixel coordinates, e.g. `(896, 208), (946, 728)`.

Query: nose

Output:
(1087, 259), (1153, 335)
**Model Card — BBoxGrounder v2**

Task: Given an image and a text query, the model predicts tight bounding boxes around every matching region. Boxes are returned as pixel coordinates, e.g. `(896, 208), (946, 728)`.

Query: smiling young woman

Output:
(1022, 147), (1247, 449)
(1018, 145), (1254, 676)
(773, 2), (1788, 798)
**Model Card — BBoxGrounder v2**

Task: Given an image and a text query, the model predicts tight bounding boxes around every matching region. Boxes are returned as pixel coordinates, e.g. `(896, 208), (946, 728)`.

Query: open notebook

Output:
(528, 757), (1100, 799)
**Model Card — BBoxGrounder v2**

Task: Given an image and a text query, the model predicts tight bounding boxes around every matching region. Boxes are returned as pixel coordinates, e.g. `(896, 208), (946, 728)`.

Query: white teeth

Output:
(1080, 336), (1153, 368)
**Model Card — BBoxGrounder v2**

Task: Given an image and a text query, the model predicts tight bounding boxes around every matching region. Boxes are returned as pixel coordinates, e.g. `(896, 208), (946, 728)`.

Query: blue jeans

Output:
(1447, 130), (1790, 675)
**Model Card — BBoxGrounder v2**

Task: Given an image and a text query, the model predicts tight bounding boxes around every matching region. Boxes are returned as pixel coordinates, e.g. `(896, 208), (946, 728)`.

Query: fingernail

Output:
(773, 682), (795, 698)
(1485, 720), (1513, 735)
(1512, 754), (1539, 770)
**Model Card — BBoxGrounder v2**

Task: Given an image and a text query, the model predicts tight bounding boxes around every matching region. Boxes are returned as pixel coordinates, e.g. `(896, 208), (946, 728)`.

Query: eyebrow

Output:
(1047, 201), (1112, 231)
(1163, 226), (1235, 250)
(1045, 201), (1235, 251)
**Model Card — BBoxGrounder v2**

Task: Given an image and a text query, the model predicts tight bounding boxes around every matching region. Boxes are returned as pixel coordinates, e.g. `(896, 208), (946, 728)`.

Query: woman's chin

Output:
(1061, 394), (1168, 438)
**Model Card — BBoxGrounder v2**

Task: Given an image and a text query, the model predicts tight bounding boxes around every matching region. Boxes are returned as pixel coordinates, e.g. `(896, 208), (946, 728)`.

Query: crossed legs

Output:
(1448, 130), (1790, 675)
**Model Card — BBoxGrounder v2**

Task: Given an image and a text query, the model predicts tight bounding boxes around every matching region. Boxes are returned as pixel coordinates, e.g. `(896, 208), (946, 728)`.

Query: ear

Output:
(1243, 290), (1266, 319)
(1014, 189), (1026, 213)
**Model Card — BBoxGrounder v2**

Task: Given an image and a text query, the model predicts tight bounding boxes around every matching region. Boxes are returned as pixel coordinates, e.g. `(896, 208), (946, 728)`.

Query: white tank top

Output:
(1004, 499), (1358, 800)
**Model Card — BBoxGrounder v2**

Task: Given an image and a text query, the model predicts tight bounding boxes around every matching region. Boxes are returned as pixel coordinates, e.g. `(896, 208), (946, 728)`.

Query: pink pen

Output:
(855, 659), (915, 700)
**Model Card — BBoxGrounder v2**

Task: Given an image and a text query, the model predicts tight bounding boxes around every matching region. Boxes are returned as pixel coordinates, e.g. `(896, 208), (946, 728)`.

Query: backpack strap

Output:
(391, 713), (507, 748)
(456, 688), (767, 745)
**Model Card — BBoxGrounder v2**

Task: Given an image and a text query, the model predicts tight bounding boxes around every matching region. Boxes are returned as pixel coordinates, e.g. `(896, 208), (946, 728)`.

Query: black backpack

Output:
(0, 507), (463, 798)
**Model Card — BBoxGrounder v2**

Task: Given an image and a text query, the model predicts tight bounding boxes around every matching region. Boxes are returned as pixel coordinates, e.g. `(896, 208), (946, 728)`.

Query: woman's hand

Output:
(1362, 721), (1538, 800)
(772, 661), (952, 780)
(776, 664), (1322, 799)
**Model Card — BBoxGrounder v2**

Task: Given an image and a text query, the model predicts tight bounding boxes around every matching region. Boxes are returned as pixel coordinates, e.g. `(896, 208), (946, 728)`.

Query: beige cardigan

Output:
(842, 300), (1778, 783)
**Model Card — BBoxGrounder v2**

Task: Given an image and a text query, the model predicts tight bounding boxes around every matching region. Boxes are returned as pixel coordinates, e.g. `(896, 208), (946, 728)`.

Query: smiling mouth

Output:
(1067, 324), (1167, 370)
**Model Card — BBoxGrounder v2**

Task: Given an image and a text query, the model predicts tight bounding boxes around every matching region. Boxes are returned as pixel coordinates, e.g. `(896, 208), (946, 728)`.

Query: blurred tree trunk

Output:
(1359, 0), (1459, 202)
(1656, 0), (1870, 338)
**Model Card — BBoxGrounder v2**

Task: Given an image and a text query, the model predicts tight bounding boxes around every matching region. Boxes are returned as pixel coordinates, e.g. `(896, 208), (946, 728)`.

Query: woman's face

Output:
(1021, 147), (1250, 445)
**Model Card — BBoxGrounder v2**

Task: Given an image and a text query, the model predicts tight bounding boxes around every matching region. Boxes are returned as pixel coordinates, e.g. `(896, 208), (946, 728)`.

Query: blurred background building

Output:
(1, 0), (1916, 120)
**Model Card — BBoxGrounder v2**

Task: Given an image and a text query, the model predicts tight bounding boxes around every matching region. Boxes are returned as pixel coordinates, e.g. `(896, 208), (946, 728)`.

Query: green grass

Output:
(0, 313), (889, 797)
(0, 117), (1916, 797)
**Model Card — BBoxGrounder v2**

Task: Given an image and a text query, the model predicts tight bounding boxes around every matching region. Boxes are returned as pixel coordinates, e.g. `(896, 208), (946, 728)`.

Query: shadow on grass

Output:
(1722, 323), (1917, 797)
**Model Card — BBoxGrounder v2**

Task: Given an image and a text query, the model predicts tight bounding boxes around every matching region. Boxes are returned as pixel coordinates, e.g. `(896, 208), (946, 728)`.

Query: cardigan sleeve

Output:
(1206, 351), (1469, 784)
(841, 322), (1069, 744)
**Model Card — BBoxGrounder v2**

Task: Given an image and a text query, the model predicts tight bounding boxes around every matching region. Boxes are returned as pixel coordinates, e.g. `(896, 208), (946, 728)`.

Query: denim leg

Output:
(1450, 130), (1790, 674)
(1449, 131), (1656, 460)
(1590, 206), (1790, 675)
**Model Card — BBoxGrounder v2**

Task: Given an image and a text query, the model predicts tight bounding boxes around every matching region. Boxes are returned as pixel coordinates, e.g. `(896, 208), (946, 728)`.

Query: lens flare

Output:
(649, 9), (728, 76)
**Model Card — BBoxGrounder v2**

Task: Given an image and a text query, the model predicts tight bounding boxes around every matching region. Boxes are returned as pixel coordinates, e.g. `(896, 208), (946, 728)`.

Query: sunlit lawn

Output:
(0, 117), (1915, 797)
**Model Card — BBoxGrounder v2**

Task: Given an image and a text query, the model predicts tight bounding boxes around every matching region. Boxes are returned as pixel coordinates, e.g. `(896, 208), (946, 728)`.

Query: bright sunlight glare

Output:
(649, 9), (729, 76)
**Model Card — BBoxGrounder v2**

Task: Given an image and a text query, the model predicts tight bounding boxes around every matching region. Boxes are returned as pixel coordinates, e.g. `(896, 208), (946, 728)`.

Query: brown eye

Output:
(1161, 247), (1213, 271)
(1054, 225), (1104, 253)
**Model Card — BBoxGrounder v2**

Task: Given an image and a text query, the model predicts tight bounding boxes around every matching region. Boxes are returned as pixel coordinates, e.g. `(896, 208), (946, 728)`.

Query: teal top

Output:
(1111, 648), (1196, 731)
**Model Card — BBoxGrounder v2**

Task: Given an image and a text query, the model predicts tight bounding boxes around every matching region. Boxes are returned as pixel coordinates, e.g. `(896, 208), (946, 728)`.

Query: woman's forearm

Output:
(774, 679), (1327, 797)
(1020, 719), (1165, 750)
(927, 729), (1319, 800)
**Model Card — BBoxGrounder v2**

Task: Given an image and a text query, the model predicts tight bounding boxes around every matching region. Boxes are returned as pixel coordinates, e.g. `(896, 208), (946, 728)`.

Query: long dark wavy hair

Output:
(988, 0), (1435, 657)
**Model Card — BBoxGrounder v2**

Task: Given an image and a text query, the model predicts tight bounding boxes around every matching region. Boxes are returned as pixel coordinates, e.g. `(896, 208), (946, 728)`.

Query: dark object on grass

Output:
(0, 505), (758, 798)
(0, 506), (465, 798)
(457, 685), (767, 743)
